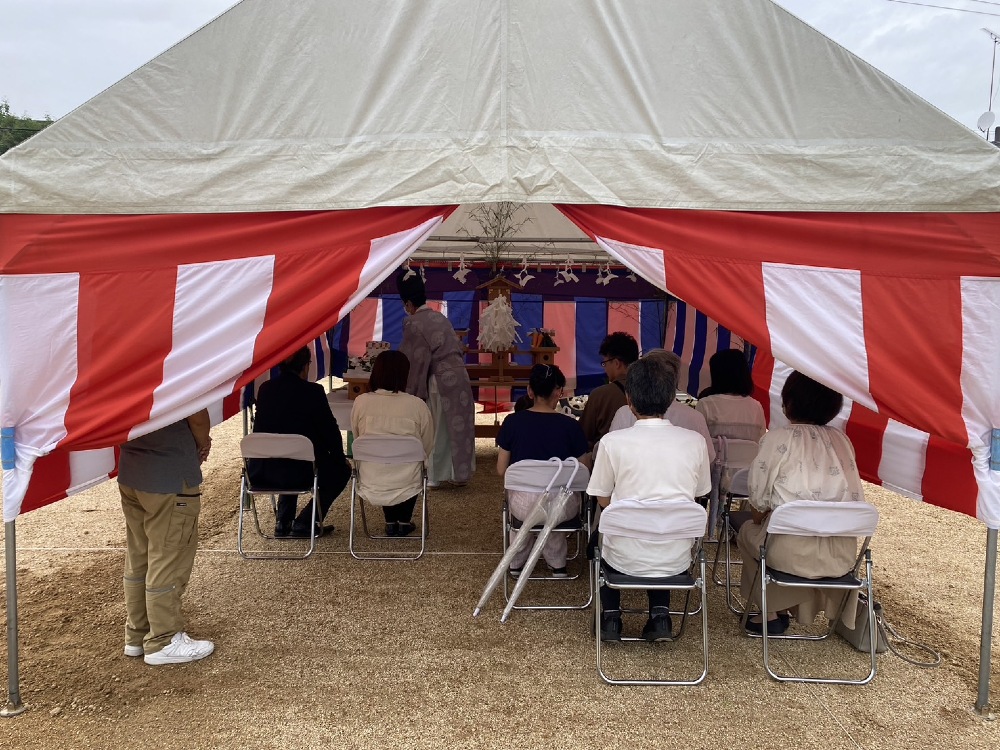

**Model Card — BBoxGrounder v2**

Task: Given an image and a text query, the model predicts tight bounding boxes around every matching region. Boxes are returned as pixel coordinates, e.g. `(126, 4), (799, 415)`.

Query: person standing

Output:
(397, 270), (476, 486)
(118, 410), (215, 665)
(249, 347), (352, 537)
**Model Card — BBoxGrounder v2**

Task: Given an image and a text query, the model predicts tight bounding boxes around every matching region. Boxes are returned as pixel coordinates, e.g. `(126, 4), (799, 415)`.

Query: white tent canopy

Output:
(3, 0), (999, 214)
(1, 0), (998, 713)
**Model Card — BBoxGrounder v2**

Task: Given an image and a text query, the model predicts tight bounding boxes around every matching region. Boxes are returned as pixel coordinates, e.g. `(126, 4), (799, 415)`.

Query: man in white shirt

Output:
(588, 356), (712, 642)
(607, 350), (716, 465)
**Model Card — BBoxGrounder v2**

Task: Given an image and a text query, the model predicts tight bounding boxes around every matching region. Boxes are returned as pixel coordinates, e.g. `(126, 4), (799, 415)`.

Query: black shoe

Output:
(600, 613), (623, 642)
(289, 523), (333, 538)
(509, 567), (523, 579)
(778, 612), (792, 629)
(384, 522), (399, 537)
(744, 617), (789, 636)
(641, 613), (674, 642)
(396, 522), (416, 537)
(549, 566), (569, 578)
(273, 522), (292, 538)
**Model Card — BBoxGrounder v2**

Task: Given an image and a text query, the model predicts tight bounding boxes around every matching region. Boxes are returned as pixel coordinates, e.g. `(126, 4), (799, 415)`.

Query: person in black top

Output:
(248, 347), (352, 537)
(496, 364), (590, 576)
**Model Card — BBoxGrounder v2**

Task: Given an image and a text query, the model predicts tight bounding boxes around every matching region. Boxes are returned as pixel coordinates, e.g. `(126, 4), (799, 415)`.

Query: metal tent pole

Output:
(1, 520), (25, 717)
(975, 526), (998, 717)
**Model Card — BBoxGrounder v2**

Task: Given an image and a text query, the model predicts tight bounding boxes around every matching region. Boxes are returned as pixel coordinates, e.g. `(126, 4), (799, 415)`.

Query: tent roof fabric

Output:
(3, 0), (1000, 214)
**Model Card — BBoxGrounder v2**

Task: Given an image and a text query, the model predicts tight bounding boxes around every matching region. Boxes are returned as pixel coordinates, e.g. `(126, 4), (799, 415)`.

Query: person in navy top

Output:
(496, 364), (590, 576)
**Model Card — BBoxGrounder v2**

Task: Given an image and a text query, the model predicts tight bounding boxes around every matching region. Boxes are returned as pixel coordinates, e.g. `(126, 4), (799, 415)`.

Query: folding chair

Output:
(716, 468), (754, 613)
(593, 500), (710, 686)
(709, 437), (759, 590)
(740, 499), (880, 685)
(348, 435), (429, 561)
(501, 459), (594, 611)
(238, 433), (319, 560)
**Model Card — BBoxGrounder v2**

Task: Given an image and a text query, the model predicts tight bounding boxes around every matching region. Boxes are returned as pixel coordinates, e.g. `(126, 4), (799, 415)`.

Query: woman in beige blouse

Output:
(350, 351), (435, 537)
(736, 371), (865, 635)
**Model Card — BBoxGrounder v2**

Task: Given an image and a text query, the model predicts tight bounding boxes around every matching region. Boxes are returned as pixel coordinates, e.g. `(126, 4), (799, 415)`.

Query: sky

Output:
(2, 0), (1000, 135)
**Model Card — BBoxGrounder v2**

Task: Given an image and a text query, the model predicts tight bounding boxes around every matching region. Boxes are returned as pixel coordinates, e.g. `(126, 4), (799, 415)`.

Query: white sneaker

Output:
(143, 631), (215, 665)
(124, 644), (144, 657)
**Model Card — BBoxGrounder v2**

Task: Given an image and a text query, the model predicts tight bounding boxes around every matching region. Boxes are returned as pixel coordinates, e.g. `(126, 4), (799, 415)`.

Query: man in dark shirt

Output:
(578, 332), (640, 450)
(249, 347), (352, 537)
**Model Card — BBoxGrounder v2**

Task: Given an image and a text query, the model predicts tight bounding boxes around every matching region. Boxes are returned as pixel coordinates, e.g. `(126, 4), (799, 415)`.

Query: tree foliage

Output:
(1, 99), (53, 155)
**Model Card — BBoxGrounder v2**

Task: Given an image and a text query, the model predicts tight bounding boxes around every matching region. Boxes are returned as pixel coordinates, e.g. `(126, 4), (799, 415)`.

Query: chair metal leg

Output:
(502, 502), (593, 611)
(349, 475), (427, 561)
(238, 482), (317, 560)
(595, 549), (709, 686)
(759, 549), (878, 685)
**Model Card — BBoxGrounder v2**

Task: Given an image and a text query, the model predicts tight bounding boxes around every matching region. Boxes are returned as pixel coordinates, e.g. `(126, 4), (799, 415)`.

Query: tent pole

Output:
(975, 526), (998, 717)
(1, 520), (25, 717)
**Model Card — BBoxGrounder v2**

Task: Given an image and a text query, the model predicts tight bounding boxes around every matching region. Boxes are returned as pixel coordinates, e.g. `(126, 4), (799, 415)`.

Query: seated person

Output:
(578, 332), (639, 450)
(248, 347), (352, 537)
(350, 351), (434, 537)
(496, 364), (589, 578)
(607, 349), (715, 464)
(736, 371), (864, 635)
(588, 357), (711, 642)
(695, 349), (766, 442)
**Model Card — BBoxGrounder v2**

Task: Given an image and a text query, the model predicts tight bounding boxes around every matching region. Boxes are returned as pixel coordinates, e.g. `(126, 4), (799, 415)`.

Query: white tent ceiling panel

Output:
(3, 0), (999, 214)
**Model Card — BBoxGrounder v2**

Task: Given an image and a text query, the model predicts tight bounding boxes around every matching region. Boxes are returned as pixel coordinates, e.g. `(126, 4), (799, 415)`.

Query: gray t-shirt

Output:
(118, 420), (202, 494)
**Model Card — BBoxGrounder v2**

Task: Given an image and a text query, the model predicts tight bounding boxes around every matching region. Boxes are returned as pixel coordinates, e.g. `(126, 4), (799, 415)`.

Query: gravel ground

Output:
(1, 411), (998, 749)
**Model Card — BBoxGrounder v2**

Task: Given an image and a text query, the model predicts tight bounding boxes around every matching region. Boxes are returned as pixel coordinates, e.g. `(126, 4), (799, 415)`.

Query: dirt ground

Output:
(1, 412), (998, 750)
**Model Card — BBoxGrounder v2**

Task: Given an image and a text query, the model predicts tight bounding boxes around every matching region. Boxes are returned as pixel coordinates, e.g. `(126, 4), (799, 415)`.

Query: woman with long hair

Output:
(695, 348), (766, 442)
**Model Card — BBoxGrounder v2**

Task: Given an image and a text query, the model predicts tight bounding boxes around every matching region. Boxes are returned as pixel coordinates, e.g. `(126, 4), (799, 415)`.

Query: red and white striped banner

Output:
(0, 206), (453, 519)
(558, 204), (1000, 526)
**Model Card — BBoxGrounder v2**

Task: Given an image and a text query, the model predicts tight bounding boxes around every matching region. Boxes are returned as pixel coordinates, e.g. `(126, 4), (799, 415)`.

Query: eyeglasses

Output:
(600, 358), (617, 367)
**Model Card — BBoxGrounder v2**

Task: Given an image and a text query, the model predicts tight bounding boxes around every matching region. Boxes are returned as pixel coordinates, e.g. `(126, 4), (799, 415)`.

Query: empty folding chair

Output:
(238, 433), (320, 560)
(349, 434), (429, 561)
(593, 500), (710, 686)
(501, 459), (594, 611)
(740, 499), (880, 685)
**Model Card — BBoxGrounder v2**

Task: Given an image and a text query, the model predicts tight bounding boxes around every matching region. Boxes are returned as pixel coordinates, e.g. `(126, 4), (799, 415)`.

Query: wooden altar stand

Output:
(467, 346), (559, 438)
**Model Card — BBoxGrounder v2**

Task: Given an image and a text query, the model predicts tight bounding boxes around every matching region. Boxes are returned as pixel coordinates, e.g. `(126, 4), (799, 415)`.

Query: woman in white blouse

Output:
(351, 351), (435, 537)
(695, 349), (766, 443)
(735, 371), (864, 635)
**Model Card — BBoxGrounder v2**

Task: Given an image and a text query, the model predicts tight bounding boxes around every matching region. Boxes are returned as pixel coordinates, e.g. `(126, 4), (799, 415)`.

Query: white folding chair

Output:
(349, 435), (429, 561)
(593, 500), (710, 686)
(501, 459), (594, 611)
(740, 499), (880, 685)
(238, 433), (319, 560)
(710, 437), (759, 590)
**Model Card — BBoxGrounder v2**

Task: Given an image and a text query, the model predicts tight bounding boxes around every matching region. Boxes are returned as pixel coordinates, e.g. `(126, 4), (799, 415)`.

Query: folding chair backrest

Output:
(504, 459), (590, 493)
(240, 433), (315, 462)
(729, 467), (750, 497)
(599, 498), (707, 543)
(768, 500), (879, 538)
(718, 436), (759, 472)
(351, 434), (426, 464)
